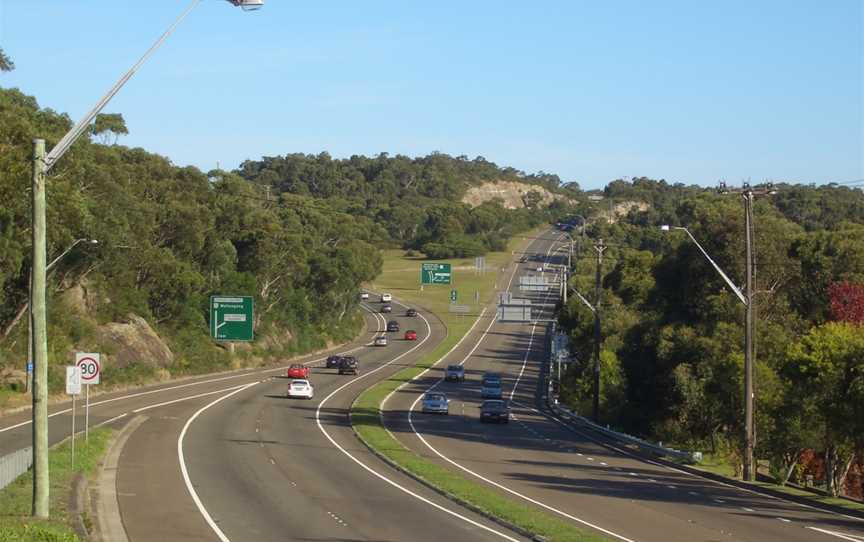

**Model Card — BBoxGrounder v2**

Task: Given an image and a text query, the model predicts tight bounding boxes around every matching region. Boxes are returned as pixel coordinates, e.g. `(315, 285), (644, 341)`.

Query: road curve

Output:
(145, 300), (533, 542)
(382, 229), (864, 542)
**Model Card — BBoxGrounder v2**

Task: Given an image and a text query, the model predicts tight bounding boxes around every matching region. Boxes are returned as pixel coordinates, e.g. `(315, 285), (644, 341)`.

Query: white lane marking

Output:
(714, 499), (725, 503)
(742, 507), (754, 512)
(629, 472), (639, 477)
(133, 384), (250, 413)
(0, 318), (375, 435)
(688, 491), (700, 496)
(178, 382), (259, 542)
(807, 526), (864, 541)
(514, 401), (864, 523)
(667, 485), (677, 490)
(587, 457), (594, 461)
(314, 311), (522, 541)
(777, 517), (791, 523)
(600, 462), (607, 466)
(507, 234), (562, 401)
(407, 393), (636, 541)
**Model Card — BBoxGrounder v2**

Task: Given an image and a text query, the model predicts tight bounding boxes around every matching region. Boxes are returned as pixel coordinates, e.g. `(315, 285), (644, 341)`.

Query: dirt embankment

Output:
(461, 181), (571, 209)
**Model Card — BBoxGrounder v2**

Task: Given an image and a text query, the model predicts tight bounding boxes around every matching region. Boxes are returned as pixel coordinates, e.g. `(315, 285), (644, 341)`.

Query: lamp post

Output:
(29, 0), (263, 518)
(661, 223), (753, 479)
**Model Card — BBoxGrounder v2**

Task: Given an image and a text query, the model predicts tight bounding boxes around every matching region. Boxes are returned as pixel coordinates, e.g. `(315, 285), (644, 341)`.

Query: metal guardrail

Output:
(0, 447), (32, 490)
(541, 331), (701, 464)
(548, 403), (701, 464)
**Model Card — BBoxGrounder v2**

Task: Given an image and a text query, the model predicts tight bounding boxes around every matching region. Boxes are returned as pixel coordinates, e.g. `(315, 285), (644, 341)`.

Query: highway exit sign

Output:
(421, 263), (452, 285)
(210, 296), (254, 342)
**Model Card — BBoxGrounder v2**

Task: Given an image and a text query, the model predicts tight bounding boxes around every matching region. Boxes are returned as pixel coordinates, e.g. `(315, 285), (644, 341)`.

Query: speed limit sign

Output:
(75, 353), (101, 385)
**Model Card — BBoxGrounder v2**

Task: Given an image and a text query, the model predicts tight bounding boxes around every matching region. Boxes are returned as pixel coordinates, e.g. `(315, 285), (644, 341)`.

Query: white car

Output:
(360, 292), (370, 300)
(374, 335), (388, 347)
(381, 293), (392, 303)
(287, 379), (314, 399)
(536, 266), (544, 273)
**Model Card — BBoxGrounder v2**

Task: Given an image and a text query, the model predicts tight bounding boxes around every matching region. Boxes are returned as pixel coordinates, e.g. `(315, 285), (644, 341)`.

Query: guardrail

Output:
(548, 402), (701, 464)
(540, 333), (701, 464)
(0, 446), (32, 490)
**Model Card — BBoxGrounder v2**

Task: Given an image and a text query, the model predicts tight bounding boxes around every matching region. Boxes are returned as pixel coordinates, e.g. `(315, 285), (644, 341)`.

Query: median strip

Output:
(350, 231), (612, 542)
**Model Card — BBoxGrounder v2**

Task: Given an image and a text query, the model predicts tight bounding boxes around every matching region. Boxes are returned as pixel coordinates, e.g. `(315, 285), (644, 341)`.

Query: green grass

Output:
(353, 229), (611, 542)
(0, 428), (113, 541)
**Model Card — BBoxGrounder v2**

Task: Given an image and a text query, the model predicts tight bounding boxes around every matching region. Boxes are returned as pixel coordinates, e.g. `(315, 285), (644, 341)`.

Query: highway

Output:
(382, 229), (864, 542)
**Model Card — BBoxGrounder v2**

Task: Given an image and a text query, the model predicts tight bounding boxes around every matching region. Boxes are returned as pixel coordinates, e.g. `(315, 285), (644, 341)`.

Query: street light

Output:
(29, 0), (262, 519)
(661, 223), (754, 480)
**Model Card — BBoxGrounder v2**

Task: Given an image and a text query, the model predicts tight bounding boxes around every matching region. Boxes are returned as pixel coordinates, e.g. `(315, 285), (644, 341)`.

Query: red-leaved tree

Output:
(828, 281), (864, 324)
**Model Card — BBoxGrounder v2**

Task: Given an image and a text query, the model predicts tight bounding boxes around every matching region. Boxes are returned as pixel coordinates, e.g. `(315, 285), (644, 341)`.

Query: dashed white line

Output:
(806, 526), (864, 541)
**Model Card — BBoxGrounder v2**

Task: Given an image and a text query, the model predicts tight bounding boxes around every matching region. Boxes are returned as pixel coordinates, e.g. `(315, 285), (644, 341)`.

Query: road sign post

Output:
(210, 296), (254, 342)
(65, 366), (81, 469)
(420, 263), (452, 285)
(75, 353), (100, 441)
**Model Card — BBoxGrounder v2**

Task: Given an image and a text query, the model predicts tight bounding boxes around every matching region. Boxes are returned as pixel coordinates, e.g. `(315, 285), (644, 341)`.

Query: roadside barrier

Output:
(0, 446), (31, 490)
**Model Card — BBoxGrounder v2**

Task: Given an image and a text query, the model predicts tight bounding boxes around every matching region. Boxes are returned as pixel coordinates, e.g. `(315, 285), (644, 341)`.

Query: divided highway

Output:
(382, 230), (864, 542)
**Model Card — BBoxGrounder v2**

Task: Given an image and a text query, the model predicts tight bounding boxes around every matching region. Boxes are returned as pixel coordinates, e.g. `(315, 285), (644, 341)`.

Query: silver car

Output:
(422, 392), (449, 414)
(374, 335), (388, 346)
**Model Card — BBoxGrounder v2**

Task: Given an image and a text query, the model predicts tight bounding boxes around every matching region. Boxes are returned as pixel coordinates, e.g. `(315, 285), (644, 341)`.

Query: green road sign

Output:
(421, 263), (452, 285)
(210, 295), (254, 341)
(450, 289), (458, 302)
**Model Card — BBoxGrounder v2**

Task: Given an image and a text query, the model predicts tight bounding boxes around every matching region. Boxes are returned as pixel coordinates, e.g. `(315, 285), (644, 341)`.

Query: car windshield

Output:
(292, 380), (308, 386)
(447, 365), (461, 371)
(483, 401), (505, 410)
(483, 381), (501, 388)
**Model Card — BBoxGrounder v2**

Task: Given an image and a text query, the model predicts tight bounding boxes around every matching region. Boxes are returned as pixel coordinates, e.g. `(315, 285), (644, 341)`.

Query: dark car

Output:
(445, 364), (465, 382)
(338, 356), (359, 375)
(326, 355), (343, 369)
(405, 308), (418, 317)
(387, 320), (400, 332)
(480, 400), (510, 424)
(381, 304), (392, 313)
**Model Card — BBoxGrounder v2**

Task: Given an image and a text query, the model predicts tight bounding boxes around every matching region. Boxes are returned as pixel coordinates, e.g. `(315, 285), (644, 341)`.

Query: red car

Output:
(404, 330), (418, 341)
(286, 364), (310, 379)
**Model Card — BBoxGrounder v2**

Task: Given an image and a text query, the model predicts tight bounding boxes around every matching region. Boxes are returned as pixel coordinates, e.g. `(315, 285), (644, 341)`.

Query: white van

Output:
(381, 293), (392, 303)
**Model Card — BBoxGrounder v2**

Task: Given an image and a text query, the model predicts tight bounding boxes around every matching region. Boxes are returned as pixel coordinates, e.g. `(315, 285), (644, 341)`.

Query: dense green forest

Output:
(558, 177), (864, 496)
(237, 153), (565, 257)
(0, 85), (561, 399)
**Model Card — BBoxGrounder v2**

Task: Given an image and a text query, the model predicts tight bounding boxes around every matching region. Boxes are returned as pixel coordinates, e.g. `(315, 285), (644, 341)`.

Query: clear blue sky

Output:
(1, 1), (862, 189)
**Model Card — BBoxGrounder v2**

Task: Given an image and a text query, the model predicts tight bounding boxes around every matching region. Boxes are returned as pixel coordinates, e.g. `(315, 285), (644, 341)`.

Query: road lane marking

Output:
(178, 382), (259, 542)
(315, 309), (523, 541)
(0, 314), (376, 435)
(777, 517), (791, 523)
(742, 507), (754, 512)
(407, 392), (636, 541)
(806, 527), (864, 541)
(132, 384), (250, 413)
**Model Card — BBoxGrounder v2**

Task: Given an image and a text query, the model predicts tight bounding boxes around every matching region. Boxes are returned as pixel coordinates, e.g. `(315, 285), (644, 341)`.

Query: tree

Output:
(90, 113), (129, 145)
(784, 322), (864, 496)
(0, 48), (13, 71)
(829, 281), (864, 324)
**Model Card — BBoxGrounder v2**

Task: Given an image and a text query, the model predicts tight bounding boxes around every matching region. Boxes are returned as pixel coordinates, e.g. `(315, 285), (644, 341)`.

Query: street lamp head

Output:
(228, 0), (264, 10)
(660, 225), (670, 232)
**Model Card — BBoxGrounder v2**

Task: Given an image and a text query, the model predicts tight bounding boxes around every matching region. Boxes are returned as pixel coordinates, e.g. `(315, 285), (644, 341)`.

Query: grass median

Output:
(0, 428), (112, 542)
(353, 230), (610, 542)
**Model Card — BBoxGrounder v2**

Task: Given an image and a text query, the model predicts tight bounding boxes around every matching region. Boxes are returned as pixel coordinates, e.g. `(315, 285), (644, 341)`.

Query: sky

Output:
(1, 1), (862, 190)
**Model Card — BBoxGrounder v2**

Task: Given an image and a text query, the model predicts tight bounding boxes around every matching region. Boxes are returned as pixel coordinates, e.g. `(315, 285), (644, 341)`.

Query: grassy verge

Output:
(353, 229), (610, 542)
(0, 428), (113, 541)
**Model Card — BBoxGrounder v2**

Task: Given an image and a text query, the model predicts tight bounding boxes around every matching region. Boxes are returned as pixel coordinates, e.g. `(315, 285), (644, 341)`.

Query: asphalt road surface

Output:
(382, 229), (864, 542)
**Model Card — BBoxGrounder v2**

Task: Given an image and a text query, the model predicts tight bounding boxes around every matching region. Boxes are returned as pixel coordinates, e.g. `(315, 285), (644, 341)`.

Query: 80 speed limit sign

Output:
(75, 353), (101, 385)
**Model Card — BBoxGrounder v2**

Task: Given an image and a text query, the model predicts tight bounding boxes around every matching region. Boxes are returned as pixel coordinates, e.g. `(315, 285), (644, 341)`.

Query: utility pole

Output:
(742, 189), (755, 482)
(715, 180), (775, 481)
(31, 139), (48, 517)
(592, 238), (606, 423)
